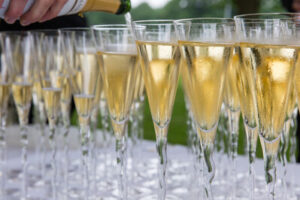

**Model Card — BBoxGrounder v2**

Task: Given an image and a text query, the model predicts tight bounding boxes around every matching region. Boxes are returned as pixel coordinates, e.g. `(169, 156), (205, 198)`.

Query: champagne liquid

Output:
(12, 82), (33, 123)
(224, 48), (240, 112)
(97, 51), (138, 123)
(294, 51), (300, 113)
(133, 63), (144, 101)
(43, 88), (61, 121)
(33, 79), (51, 102)
(93, 72), (102, 110)
(12, 82), (33, 109)
(240, 43), (296, 141)
(49, 72), (72, 104)
(0, 83), (10, 112)
(75, 52), (100, 96)
(33, 81), (43, 102)
(179, 41), (231, 141)
(137, 41), (181, 128)
(286, 86), (296, 118)
(236, 47), (258, 128)
(74, 94), (94, 125)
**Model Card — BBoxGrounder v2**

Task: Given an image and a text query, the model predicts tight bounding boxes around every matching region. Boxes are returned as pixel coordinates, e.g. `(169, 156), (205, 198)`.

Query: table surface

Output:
(3, 125), (300, 200)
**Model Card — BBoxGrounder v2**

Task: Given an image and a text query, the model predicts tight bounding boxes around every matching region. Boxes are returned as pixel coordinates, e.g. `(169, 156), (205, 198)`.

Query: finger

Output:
(20, 0), (53, 26)
(0, 0), (5, 9)
(39, 0), (67, 23)
(4, 0), (28, 24)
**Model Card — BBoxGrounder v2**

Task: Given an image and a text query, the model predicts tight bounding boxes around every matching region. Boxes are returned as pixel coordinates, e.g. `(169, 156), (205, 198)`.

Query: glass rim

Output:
(174, 17), (234, 25)
(92, 24), (131, 31)
(133, 19), (174, 26)
(234, 12), (299, 20)
(29, 29), (59, 36)
(0, 31), (31, 35)
(60, 27), (91, 32)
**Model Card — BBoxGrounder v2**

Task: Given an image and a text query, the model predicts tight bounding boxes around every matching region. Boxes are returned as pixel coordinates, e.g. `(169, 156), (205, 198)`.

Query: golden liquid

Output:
(294, 51), (300, 113)
(75, 52), (100, 96)
(181, 59), (191, 105)
(12, 82), (33, 123)
(33, 79), (51, 102)
(240, 43), (296, 141)
(74, 94), (95, 125)
(224, 48), (240, 112)
(49, 71), (72, 104)
(43, 88), (61, 121)
(179, 41), (231, 138)
(97, 51), (138, 123)
(286, 86), (296, 118)
(0, 83), (10, 111)
(93, 72), (102, 110)
(137, 41), (181, 128)
(133, 62), (144, 101)
(33, 81), (43, 102)
(12, 82), (33, 109)
(235, 47), (258, 128)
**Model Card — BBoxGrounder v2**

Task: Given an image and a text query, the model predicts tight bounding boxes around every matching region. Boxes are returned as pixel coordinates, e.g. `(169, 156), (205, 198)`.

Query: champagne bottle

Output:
(0, 0), (131, 18)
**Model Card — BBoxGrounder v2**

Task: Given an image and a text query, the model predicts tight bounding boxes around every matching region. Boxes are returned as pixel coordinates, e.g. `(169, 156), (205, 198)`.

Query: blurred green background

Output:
(84, 0), (284, 25)
(75, 0), (290, 158)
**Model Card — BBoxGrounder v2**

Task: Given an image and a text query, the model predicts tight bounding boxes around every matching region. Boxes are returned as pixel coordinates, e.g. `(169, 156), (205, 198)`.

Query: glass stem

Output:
(265, 154), (277, 200)
(116, 135), (127, 200)
(280, 120), (290, 200)
(90, 110), (98, 196)
(227, 109), (240, 200)
(260, 135), (280, 200)
(289, 111), (297, 193)
(230, 132), (238, 199)
(0, 116), (6, 198)
(248, 145), (256, 200)
(80, 124), (90, 200)
(244, 124), (258, 200)
(38, 103), (46, 183)
(20, 123), (28, 200)
(249, 158), (255, 200)
(195, 137), (202, 198)
(200, 143), (214, 200)
(137, 100), (144, 143)
(49, 123), (57, 200)
(156, 136), (167, 200)
(62, 114), (70, 195)
(39, 108), (46, 182)
(100, 100), (110, 176)
(130, 104), (139, 182)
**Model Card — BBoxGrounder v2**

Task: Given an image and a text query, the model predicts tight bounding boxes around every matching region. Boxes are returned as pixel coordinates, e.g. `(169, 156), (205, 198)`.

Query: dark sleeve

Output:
(281, 0), (295, 12)
(0, 14), (87, 31)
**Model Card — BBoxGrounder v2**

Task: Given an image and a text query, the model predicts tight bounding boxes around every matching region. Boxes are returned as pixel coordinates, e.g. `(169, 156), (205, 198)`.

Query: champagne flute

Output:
(181, 60), (202, 193)
(60, 28), (79, 196)
(38, 30), (71, 199)
(0, 32), (14, 198)
(234, 13), (297, 199)
(224, 45), (241, 199)
(234, 44), (259, 199)
(2, 31), (34, 200)
(279, 85), (296, 200)
(175, 18), (234, 199)
(133, 20), (181, 200)
(93, 24), (139, 200)
(128, 63), (144, 185)
(65, 28), (100, 199)
(30, 31), (49, 187)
